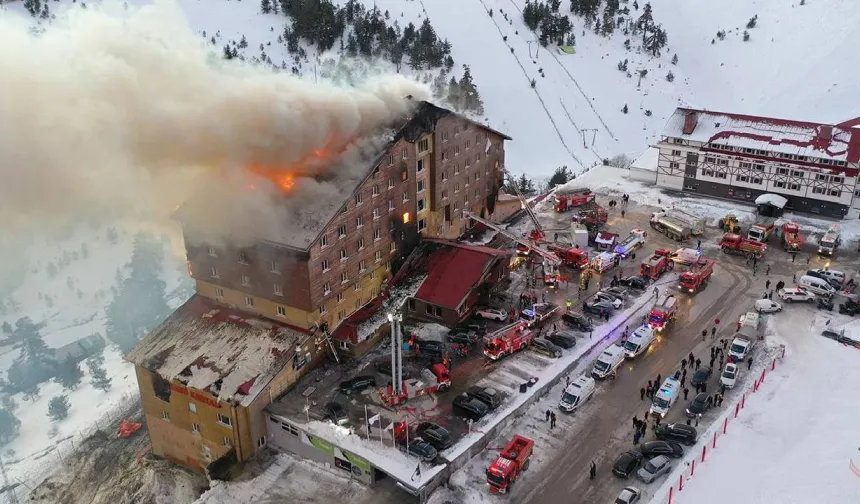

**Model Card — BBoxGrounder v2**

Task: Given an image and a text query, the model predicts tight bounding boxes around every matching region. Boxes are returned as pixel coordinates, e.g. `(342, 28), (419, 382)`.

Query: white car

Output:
(594, 292), (623, 310)
(720, 363), (739, 389)
(777, 287), (815, 303)
(475, 307), (507, 321)
(670, 248), (701, 265)
(636, 455), (672, 483)
(615, 486), (642, 504)
(754, 299), (782, 314)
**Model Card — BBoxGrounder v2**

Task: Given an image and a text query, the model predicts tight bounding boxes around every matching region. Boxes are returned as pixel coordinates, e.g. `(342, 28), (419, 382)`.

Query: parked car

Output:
(447, 330), (480, 346)
(690, 366), (712, 387)
(594, 292), (623, 309)
(639, 440), (684, 459)
(475, 307), (508, 321)
(466, 385), (504, 410)
(619, 276), (649, 290)
(339, 376), (376, 395)
(547, 331), (578, 349)
(415, 422), (453, 450)
(531, 338), (563, 358)
(604, 286), (629, 299)
(720, 363), (739, 389)
(454, 321), (487, 336)
(584, 300), (615, 317)
(806, 268), (845, 289)
(374, 361), (393, 376)
(415, 339), (447, 356)
(778, 287), (815, 303)
(324, 402), (349, 426)
(563, 311), (594, 331)
(401, 437), (437, 462)
(452, 394), (489, 421)
(655, 423), (698, 446)
(615, 486), (642, 504)
(637, 455), (672, 483)
(754, 299), (782, 314)
(685, 393), (712, 418)
(612, 450), (644, 478)
(817, 297), (834, 311)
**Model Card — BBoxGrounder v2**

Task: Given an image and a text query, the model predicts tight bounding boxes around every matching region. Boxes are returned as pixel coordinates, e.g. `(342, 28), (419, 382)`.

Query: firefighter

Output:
(566, 298), (573, 309)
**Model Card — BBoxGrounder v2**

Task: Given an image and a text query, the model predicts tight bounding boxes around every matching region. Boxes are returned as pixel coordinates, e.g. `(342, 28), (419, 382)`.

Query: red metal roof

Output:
(414, 242), (509, 311)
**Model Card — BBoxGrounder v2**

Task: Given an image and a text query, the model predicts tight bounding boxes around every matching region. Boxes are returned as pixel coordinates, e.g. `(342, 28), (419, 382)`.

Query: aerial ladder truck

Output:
(463, 211), (563, 287)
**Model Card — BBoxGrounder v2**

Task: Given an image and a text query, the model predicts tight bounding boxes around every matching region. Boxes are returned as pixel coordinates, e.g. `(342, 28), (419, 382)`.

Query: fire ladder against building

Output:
(462, 211), (562, 286)
(503, 170), (573, 250)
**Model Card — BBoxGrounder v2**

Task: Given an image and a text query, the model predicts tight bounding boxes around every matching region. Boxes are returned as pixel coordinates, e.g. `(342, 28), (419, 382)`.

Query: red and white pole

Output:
(691, 458), (696, 476)
(713, 432), (718, 448)
(772, 358), (776, 371)
(741, 393), (746, 409)
(701, 444), (707, 462)
(669, 486), (674, 504)
(734, 403), (740, 418)
(723, 417), (728, 434)
(679, 473), (684, 491)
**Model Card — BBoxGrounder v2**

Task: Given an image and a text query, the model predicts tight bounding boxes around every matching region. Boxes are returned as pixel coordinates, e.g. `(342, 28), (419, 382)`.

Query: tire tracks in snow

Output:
(466, 0), (586, 170)
(503, 0), (618, 143)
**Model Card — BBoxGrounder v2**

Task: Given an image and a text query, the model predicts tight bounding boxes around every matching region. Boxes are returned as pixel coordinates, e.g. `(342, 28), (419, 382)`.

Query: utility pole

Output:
(580, 129), (598, 149)
(0, 457), (19, 504)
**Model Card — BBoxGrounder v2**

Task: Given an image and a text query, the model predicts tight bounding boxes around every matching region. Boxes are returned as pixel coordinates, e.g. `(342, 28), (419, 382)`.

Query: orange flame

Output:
(243, 137), (354, 194)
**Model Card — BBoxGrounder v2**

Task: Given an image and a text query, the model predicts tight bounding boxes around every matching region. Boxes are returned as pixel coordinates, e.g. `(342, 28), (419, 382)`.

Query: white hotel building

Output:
(653, 108), (860, 218)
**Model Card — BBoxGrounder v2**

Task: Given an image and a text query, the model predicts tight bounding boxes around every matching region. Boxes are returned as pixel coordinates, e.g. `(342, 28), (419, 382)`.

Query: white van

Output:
(591, 345), (625, 380)
(739, 311), (760, 331)
(558, 375), (596, 413)
(798, 275), (836, 298)
(623, 326), (656, 359)
(649, 377), (681, 418)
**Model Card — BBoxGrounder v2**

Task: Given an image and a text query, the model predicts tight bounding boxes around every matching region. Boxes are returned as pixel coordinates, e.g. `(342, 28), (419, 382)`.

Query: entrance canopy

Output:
(755, 193), (788, 209)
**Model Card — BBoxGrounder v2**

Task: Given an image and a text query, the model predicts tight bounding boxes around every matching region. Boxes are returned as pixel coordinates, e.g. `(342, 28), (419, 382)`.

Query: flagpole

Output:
(364, 404), (370, 440)
(405, 420), (409, 452)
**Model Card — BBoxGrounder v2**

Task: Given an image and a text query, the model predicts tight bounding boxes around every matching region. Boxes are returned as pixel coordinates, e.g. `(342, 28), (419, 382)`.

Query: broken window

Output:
(152, 372), (172, 403)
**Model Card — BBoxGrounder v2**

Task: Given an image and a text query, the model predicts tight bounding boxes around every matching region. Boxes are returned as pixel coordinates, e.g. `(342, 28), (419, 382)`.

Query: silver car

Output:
(615, 486), (642, 504)
(636, 455), (672, 483)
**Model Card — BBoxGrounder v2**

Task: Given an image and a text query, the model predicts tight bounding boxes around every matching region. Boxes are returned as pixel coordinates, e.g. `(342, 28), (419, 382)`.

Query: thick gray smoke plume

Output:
(0, 0), (430, 238)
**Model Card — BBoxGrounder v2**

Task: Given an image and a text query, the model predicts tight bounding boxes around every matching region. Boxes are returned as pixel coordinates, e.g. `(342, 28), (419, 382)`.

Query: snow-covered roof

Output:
(755, 193), (788, 209)
(595, 232), (617, 245)
(632, 147), (659, 171)
(661, 108), (860, 164)
(125, 295), (310, 407)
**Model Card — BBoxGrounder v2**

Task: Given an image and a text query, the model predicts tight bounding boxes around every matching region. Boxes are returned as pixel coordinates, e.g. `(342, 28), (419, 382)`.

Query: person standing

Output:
(683, 387), (689, 400)
(590, 461), (597, 480)
(550, 412), (557, 429)
(640, 387), (646, 400)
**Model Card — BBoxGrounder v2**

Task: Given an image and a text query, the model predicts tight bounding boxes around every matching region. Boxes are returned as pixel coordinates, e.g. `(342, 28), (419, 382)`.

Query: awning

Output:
(754, 193), (787, 209)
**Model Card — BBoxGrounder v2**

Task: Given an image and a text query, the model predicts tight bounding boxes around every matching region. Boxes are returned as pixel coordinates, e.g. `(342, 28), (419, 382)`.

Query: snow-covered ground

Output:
(0, 221), (191, 487)
(648, 309), (860, 504)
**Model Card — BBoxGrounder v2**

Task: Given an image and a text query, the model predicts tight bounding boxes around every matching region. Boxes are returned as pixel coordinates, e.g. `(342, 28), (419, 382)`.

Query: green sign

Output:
(559, 45), (576, 55)
(306, 434), (335, 455)
(342, 450), (370, 473)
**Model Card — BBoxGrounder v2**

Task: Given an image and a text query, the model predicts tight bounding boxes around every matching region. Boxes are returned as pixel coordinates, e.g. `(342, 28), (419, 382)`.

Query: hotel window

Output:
(418, 199), (426, 212)
(340, 249), (348, 261)
(402, 191), (409, 202)
(816, 174), (827, 181)
(669, 162), (679, 169)
(270, 260), (280, 274)
(207, 246), (217, 257)
(355, 299), (362, 310)
(277, 306), (287, 317)
(465, 156), (471, 167)
(442, 150), (448, 161)
(323, 282), (331, 295)
(257, 437), (267, 448)
(716, 172), (727, 179)
(774, 181), (786, 189)
(189, 403), (197, 414)
(389, 242), (396, 252)
(388, 199), (395, 211)
(672, 138), (683, 144)
(829, 190), (841, 197)
(442, 190), (448, 200)
(466, 140), (472, 149)
(832, 176), (844, 184)
(417, 179), (426, 193)
(355, 192), (363, 205)
(356, 215), (364, 227)
(338, 310), (347, 322)
(224, 437), (232, 447)
(752, 178), (762, 185)
(789, 183), (800, 190)
(319, 303), (327, 314)
(215, 287), (224, 298)
(739, 162), (751, 169)
(374, 229), (381, 241)
(702, 170), (714, 177)
(753, 164), (764, 171)
(418, 139), (429, 153)
(455, 144), (460, 156)
(442, 131), (449, 142)
(388, 178), (394, 189)
(337, 292), (344, 303)
(373, 207), (380, 219)
(813, 187), (825, 195)
(338, 225), (347, 238)
(777, 168), (788, 175)
(216, 414), (232, 427)
(736, 175), (749, 183)
(162, 410), (170, 422)
(717, 159), (728, 166)
(418, 219), (427, 232)
(238, 252), (249, 265)
(372, 185), (379, 196)
(671, 149), (682, 156)
(341, 272), (349, 284)
(241, 274), (250, 286)
(442, 170), (448, 181)
(705, 156), (716, 163)
(402, 149), (408, 160)
(359, 260), (367, 273)
(245, 296), (254, 307)
(210, 266), (219, 278)
(354, 282), (361, 292)
(791, 171), (804, 178)
(455, 163), (460, 175)
(370, 270), (376, 280)
(192, 423), (200, 433)
(357, 238), (365, 250)
(455, 183), (460, 193)
(417, 158), (426, 173)
(321, 259), (330, 272)
(273, 284), (283, 296)
(320, 234), (329, 248)
(375, 251), (383, 262)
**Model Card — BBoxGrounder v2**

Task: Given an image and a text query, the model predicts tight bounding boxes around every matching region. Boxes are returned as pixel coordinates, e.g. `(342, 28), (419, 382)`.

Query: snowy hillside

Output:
(5, 0), (856, 180)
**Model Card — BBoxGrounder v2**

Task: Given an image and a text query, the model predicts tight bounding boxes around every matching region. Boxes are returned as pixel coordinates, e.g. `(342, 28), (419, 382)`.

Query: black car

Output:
(690, 366), (712, 387)
(324, 402), (349, 425)
(401, 437), (438, 462)
(466, 385), (504, 410)
(547, 331), (578, 349)
(339, 375), (376, 395)
(818, 297), (834, 311)
(447, 330), (480, 346)
(415, 339), (447, 356)
(655, 423), (698, 446)
(612, 450), (644, 478)
(532, 338), (563, 358)
(639, 440), (684, 459)
(453, 321), (487, 336)
(452, 394), (489, 421)
(685, 393), (712, 418)
(562, 311), (594, 332)
(619, 276), (648, 290)
(839, 300), (860, 315)
(415, 422), (453, 450)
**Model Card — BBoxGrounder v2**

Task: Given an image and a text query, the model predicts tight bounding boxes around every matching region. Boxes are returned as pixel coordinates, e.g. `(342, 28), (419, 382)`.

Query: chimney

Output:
(818, 125), (833, 142)
(682, 111), (699, 135)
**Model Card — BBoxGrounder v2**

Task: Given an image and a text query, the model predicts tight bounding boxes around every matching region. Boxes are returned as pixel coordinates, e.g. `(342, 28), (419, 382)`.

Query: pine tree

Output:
(601, 9), (615, 36)
(666, 71), (675, 82)
(743, 30), (750, 42)
(47, 395), (70, 421)
(0, 409), (21, 444)
(637, 2), (654, 45)
(89, 362), (112, 392)
(671, 53), (678, 65)
(622, 104), (629, 114)
(549, 166), (572, 186)
(458, 66), (484, 115)
(55, 357), (83, 390)
(746, 15), (757, 29)
(261, 0), (271, 14)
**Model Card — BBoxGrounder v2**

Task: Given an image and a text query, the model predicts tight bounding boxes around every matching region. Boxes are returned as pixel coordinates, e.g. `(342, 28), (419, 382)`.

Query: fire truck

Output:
(640, 249), (673, 280)
(648, 294), (678, 332)
(520, 302), (560, 328)
(614, 228), (647, 257)
(554, 188), (595, 212)
(782, 222), (804, 253)
(719, 233), (767, 259)
(486, 435), (535, 494)
(464, 211), (563, 287)
(679, 257), (716, 293)
(547, 244), (589, 269)
(818, 224), (841, 256)
(380, 364), (451, 406)
(649, 214), (691, 242)
(747, 216), (777, 243)
(571, 202), (608, 225)
(483, 321), (535, 360)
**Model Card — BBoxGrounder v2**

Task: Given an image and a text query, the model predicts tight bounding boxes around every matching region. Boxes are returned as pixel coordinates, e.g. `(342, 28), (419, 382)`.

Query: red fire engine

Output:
(380, 363), (451, 406)
(782, 222), (804, 253)
(648, 294), (678, 332)
(679, 258), (716, 293)
(483, 321), (534, 361)
(547, 244), (589, 269)
(486, 435), (535, 494)
(719, 233), (767, 259)
(554, 188), (595, 212)
(639, 248), (673, 280)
